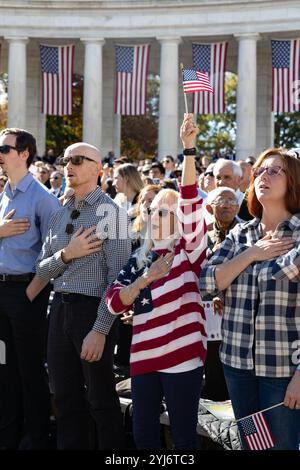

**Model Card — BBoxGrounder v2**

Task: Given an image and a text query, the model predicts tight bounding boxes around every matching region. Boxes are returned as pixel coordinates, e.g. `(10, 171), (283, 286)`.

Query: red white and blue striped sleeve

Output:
(105, 258), (135, 315)
(177, 183), (207, 273)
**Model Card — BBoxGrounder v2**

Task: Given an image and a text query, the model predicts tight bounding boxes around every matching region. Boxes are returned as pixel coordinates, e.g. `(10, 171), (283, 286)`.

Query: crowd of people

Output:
(0, 117), (299, 451)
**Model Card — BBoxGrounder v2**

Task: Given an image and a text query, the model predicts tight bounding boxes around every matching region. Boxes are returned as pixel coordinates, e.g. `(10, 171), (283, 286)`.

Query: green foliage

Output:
(196, 72), (237, 156)
(274, 112), (300, 149)
(45, 74), (83, 156)
(40, 70), (300, 159)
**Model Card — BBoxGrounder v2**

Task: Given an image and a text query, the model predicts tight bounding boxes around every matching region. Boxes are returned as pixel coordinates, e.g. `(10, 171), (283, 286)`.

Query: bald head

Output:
(64, 142), (102, 164)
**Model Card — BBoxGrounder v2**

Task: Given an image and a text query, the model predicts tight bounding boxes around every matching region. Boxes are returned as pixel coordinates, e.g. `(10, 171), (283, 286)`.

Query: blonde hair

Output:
(134, 189), (180, 269)
(115, 163), (144, 194)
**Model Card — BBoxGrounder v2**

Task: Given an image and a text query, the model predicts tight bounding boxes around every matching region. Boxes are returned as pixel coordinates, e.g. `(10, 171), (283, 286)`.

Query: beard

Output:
(65, 177), (77, 188)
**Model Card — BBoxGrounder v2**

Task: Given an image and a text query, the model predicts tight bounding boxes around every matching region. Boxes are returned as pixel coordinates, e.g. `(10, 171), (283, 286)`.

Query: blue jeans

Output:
(132, 367), (203, 450)
(223, 364), (300, 450)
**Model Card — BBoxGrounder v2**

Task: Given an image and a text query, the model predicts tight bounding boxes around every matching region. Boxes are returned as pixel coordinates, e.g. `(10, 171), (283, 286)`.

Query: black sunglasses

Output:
(204, 171), (214, 177)
(0, 144), (21, 154)
(50, 176), (61, 180)
(65, 209), (80, 235)
(60, 155), (95, 166)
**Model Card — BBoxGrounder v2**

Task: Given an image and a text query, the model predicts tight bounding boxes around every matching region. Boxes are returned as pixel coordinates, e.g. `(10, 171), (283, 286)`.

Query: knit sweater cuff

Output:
(179, 183), (199, 200)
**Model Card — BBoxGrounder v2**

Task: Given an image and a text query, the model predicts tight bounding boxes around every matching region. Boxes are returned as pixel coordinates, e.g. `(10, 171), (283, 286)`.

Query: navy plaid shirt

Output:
(200, 215), (300, 377)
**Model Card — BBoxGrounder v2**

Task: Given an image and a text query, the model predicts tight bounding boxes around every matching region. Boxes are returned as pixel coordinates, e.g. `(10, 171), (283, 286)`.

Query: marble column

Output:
(114, 114), (121, 158)
(5, 36), (28, 129)
(81, 38), (105, 150)
(256, 40), (274, 155)
(157, 37), (181, 160)
(235, 33), (260, 160)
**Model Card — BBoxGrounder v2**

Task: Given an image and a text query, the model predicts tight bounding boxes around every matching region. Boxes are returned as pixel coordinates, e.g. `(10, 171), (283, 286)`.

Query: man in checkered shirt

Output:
(36, 142), (131, 449)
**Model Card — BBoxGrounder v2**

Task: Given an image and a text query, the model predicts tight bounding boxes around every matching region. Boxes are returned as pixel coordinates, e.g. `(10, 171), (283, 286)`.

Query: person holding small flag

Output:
(200, 148), (300, 450)
(106, 114), (207, 450)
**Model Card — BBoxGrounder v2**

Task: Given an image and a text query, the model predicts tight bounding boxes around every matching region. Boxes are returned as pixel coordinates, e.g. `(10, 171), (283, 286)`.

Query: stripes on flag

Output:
(272, 39), (300, 113)
(192, 42), (228, 115)
(115, 44), (150, 115)
(182, 69), (213, 94)
(40, 44), (74, 116)
(240, 411), (275, 450)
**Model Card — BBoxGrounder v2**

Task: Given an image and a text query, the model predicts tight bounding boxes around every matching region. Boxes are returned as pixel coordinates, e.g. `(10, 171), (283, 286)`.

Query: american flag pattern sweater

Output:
(106, 183), (207, 376)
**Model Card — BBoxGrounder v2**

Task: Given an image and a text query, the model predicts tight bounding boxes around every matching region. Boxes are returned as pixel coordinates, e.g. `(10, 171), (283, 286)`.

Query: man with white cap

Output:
(36, 142), (132, 449)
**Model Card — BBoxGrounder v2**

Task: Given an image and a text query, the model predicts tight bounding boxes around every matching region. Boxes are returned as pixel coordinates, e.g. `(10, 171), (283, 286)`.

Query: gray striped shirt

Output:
(36, 187), (132, 334)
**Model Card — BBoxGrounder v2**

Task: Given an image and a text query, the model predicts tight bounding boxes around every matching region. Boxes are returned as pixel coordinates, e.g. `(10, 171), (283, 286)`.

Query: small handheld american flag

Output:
(182, 69), (213, 94)
(239, 411), (275, 450)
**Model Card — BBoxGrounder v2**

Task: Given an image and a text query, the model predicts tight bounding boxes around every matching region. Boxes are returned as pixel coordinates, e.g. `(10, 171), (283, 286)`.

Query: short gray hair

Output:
(206, 186), (238, 205)
(213, 158), (243, 178)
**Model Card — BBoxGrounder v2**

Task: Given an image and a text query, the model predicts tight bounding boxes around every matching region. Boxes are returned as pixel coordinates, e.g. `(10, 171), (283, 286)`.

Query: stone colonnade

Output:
(4, 34), (272, 160)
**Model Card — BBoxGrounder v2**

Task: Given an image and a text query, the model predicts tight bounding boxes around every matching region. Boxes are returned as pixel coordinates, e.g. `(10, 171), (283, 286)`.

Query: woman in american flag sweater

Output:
(106, 114), (207, 449)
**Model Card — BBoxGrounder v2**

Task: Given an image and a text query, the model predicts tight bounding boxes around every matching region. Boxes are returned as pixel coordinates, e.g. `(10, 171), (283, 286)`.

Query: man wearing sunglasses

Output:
(36, 142), (131, 450)
(162, 155), (176, 178)
(0, 128), (60, 450)
(49, 171), (64, 198)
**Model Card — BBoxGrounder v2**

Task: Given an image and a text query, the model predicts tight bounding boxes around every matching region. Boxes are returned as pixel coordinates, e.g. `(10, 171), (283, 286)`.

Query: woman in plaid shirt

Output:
(200, 148), (300, 450)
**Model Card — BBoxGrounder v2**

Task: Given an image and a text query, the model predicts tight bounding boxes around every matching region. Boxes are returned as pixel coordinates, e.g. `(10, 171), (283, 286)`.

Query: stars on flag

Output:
(182, 69), (213, 94)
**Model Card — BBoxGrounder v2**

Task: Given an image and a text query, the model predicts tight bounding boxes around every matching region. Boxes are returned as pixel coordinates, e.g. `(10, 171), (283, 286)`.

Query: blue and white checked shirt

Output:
(0, 173), (60, 274)
(200, 215), (300, 377)
(36, 187), (132, 335)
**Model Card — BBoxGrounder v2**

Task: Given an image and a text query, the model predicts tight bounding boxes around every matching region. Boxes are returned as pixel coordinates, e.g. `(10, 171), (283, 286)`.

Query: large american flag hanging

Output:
(240, 411), (275, 450)
(192, 42), (228, 115)
(40, 44), (74, 116)
(115, 44), (150, 115)
(271, 39), (300, 113)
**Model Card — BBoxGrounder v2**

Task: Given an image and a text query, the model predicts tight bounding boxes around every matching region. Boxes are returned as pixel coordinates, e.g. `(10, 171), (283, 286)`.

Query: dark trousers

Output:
(132, 367), (203, 450)
(201, 341), (229, 401)
(114, 316), (132, 367)
(47, 293), (125, 450)
(0, 280), (51, 449)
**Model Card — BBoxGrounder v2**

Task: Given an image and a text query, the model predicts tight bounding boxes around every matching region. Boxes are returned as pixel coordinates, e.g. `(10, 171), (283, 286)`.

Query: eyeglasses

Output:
(252, 166), (286, 178)
(147, 207), (174, 217)
(204, 171), (214, 177)
(0, 144), (21, 154)
(50, 176), (61, 180)
(65, 209), (80, 235)
(210, 198), (238, 207)
(59, 155), (95, 166)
